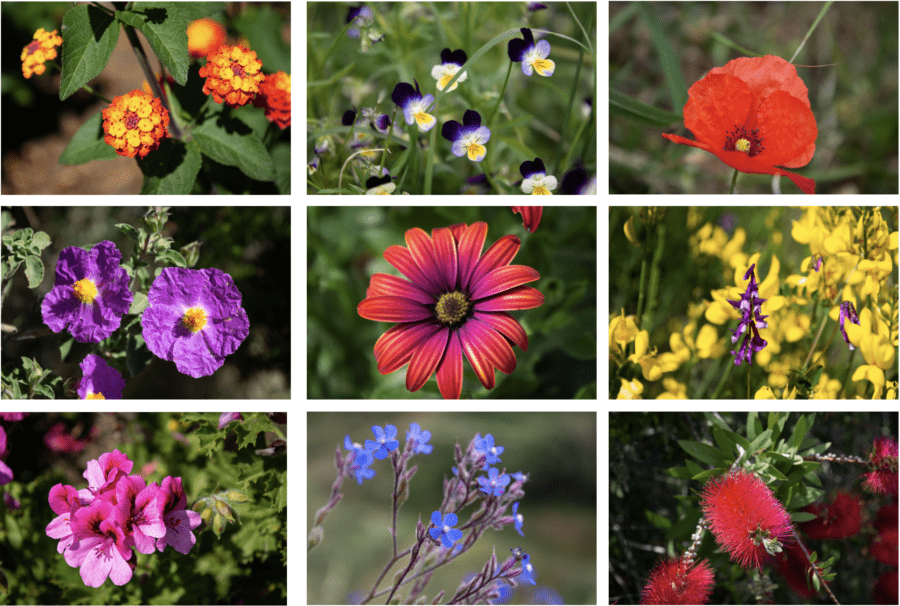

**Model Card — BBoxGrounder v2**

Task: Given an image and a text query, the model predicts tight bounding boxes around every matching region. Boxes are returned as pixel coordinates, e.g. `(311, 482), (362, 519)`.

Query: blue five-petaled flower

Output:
(429, 511), (463, 548)
(406, 422), (433, 455)
(518, 553), (537, 585)
(478, 467), (510, 496)
(512, 501), (525, 537)
(507, 27), (555, 77)
(442, 109), (491, 162)
(391, 80), (436, 132)
(344, 436), (376, 484)
(474, 433), (504, 470)
(365, 424), (399, 459)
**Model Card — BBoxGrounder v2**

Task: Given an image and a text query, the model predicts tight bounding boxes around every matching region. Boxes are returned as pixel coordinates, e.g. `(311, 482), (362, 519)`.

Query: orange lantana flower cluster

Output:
(253, 71), (291, 129)
(102, 90), (170, 158)
(198, 44), (264, 108)
(186, 18), (226, 58)
(21, 28), (63, 79)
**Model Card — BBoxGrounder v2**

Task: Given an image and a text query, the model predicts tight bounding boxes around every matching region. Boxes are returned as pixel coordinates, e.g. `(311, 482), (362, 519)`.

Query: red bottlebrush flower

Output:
(774, 542), (818, 599)
(863, 436), (899, 495)
(511, 206), (542, 233)
(871, 527), (899, 567)
(874, 570), (899, 605)
(357, 222), (544, 399)
(801, 490), (862, 539)
(874, 504), (898, 533)
(662, 55), (817, 194)
(700, 470), (794, 569)
(639, 558), (714, 605)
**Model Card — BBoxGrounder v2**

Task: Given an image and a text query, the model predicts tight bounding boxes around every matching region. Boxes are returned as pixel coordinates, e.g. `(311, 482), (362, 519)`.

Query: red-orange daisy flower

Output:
(701, 470), (794, 569)
(357, 222), (544, 399)
(663, 55), (817, 194)
(639, 557), (714, 605)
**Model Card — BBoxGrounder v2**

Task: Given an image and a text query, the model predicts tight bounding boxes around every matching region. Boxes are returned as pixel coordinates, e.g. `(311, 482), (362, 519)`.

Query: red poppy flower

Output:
(639, 557), (714, 605)
(357, 222), (544, 399)
(863, 436), (899, 495)
(663, 55), (817, 194)
(700, 470), (794, 569)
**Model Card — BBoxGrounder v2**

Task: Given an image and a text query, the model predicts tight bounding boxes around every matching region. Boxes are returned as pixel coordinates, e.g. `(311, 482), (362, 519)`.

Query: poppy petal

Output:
(754, 90), (817, 168)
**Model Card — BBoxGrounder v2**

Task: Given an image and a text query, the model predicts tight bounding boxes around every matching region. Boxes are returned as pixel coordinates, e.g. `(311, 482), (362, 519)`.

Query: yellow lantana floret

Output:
(21, 28), (63, 79)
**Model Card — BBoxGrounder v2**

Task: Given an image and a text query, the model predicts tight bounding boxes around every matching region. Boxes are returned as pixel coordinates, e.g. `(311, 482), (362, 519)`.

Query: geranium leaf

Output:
(59, 4), (120, 101)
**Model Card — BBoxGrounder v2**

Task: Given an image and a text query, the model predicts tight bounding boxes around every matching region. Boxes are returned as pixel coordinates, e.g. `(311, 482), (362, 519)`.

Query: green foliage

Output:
(1, 226), (51, 288)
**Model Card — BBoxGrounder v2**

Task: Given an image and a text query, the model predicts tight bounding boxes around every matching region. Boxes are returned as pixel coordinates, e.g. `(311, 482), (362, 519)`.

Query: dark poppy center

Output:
(435, 291), (470, 326)
(724, 125), (765, 157)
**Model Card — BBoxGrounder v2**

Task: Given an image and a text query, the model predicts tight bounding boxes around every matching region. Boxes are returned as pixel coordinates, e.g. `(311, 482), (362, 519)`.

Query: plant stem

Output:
(121, 24), (181, 138)
(486, 61), (513, 129)
(730, 168), (739, 193)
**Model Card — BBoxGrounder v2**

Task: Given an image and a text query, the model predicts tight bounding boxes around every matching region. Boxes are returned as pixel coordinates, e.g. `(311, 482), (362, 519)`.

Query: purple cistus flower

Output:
(839, 301), (860, 349)
(726, 263), (768, 366)
(141, 267), (250, 378)
(41, 241), (133, 343)
(78, 354), (126, 399)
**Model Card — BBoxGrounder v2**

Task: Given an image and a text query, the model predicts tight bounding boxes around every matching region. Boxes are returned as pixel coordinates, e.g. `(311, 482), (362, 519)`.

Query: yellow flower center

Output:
(435, 292), (470, 326)
(735, 138), (751, 153)
(181, 306), (207, 333)
(86, 392), (106, 400)
(73, 278), (98, 304)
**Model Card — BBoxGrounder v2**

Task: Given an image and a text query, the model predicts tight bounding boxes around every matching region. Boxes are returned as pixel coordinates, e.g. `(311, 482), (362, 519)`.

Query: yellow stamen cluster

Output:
(181, 307), (207, 333)
(102, 90), (170, 158)
(198, 44), (264, 108)
(73, 278), (99, 304)
(21, 28), (62, 79)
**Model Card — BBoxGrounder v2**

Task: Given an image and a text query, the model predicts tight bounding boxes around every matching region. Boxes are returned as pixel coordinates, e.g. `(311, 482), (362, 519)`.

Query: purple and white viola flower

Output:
(507, 27), (555, 77)
(391, 80), (436, 132)
(431, 48), (468, 91)
(441, 109), (490, 162)
(519, 157), (557, 195)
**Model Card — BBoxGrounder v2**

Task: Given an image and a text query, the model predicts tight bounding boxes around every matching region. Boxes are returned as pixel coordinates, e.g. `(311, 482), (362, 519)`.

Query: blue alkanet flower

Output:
(478, 467), (511, 496)
(442, 109), (490, 162)
(429, 511), (463, 548)
(365, 424), (399, 459)
(518, 553), (537, 585)
(474, 433), (504, 469)
(391, 80), (436, 131)
(839, 300), (860, 350)
(406, 423), (433, 455)
(432, 48), (468, 91)
(507, 28), (555, 77)
(512, 501), (525, 537)
(726, 263), (769, 366)
(519, 157), (557, 195)
(344, 436), (376, 484)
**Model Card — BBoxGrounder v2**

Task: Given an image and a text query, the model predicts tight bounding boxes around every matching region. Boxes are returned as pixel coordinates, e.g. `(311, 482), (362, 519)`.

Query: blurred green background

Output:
(610, 1), (899, 194)
(2, 206), (290, 398)
(609, 206), (899, 399)
(308, 411), (596, 604)
(307, 206), (596, 399)
(610, 411), (899, 604)
(307, 2), (596, 194)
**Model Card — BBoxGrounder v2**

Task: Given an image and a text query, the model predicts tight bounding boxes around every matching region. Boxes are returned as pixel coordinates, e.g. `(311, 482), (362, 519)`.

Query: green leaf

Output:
(666, 466), (695, 479)
(497, 135), (538, 161)
(192, 116), (276, 181)
(677, 439), (725, 468)
(762, 463), (788, 482)
(610, 87), (682, 127)
(23, 254), (43, 288)
(60, 4), (120, 101)
(791, 511), (819, 523)
(713, 427), (735, 459)
(747, 411), (760, 440)
(748, 428), (772, 455)
(31, 231), (51, 250)
(155, 249), (187, 267)
(116, 3), (190, 86)
(768, 411), (788, 443)
(645, 510), (672, 529)
(136, 138), (202, 194)
(271, 141), (290, 195)
(58, 111), (118, 164)
(128, 292), (149, 315)
(692, 467), (724, 483)
(791, 414), (810, 449)
(125, 333), (154, 378)
(637, 3), (687, 110)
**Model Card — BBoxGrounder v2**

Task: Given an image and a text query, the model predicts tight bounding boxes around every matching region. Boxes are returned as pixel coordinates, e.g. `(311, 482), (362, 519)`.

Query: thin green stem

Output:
(730, 168), (740, 193)
(642, 223), (665, 333)
(555, 44), (584, 177)
(710, 358), (736, 399)
(486, 61), (513, 129)
(424, 122), (437, 195)
(747, 365), (751, 399)
(789, 1), (835, 63)
(121, 24), (181, 138)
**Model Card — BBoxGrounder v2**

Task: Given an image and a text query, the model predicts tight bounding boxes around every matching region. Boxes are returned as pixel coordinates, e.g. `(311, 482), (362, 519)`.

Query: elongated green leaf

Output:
(59, 112), (119, 164)
(645, 510), (672, 529)
(762, 463), (788, 482)
(678, 440), (725, 468)
(117, 3), (189, 85)
(497, 136), (537, 161)
(136, 138), (201, 194)
(60, 4), (120, 101)
(791, 511), (819, 523)
(791, 414), (810, 449)
(192, 117), (275, 182)
(666, 466), (695, 480)
(748, 428), (773, 456)
(637, 2), (687, 111)
(610, 88), (682, 127)
(769, 411), (788, 444)
(747, 412), (761, 441)
(713, 427), (735, 458)
(692, 467), (724, 483)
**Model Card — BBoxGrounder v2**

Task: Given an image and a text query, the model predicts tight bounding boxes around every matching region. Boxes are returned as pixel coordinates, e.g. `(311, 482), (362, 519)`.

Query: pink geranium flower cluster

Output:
(46, 449), (201, 587)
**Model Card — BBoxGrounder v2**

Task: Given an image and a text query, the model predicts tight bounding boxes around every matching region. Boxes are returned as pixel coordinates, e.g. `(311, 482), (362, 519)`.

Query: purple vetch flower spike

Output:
(725, 263), (769, 366)
(839, 301), (860, 350)
(813, 255), (823, 272)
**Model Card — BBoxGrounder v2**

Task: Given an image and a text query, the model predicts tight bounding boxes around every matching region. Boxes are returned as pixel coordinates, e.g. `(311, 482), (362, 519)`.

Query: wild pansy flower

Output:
(357, 222), (544, 399)
(519, 158), (557, 195)
(442, 109), (490, 162)
(345, 5), (373, 38)
(839, 300), (860, 349)
(391, 80), (436, 131)
(560, 164), (596, 194)
(512, 206), (542, 233)
(141, 267), (250, 378)
(366, 174), (395, 195)
(41, 241), (133, 343)
(527, 2), (548, 11)
(507, 28), (555, 77)
(78, 354), (126, 400)
(342, 108), (372, 148)
(726, 263), (768, 366)
(662, 55), (817, 194)
(432, 48), (468, 91)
